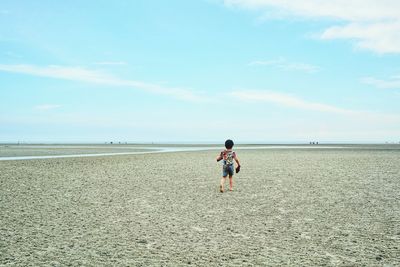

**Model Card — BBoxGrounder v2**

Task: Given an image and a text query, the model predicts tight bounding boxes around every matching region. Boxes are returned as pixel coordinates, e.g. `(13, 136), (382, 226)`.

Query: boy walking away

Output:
(216, 139), (241, 193)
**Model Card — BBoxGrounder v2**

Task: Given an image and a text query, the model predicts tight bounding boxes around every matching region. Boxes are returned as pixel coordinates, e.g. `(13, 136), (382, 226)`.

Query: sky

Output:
(1, 0), (400, 143)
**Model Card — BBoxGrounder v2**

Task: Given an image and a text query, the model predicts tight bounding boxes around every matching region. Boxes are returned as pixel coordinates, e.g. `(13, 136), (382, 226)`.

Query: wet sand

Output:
(1, 147), (399, 266)
(0, 145), (154, 158)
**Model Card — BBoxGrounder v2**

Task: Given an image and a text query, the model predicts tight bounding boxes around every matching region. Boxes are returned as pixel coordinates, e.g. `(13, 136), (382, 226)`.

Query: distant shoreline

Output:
(1, 144), (399, 161)
(1, 142), (399, 146)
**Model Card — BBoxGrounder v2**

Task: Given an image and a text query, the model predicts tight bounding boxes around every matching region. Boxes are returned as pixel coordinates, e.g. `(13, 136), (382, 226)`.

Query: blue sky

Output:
(1, 0), (400, 143)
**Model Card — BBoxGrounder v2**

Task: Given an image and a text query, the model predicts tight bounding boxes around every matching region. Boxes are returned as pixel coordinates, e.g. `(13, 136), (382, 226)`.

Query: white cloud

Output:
(361, 75), (400, 89)
(229, 90), (400, 128)
(34, 104), (62, 111)
(230, 90), (354, 114)
(321, 22), (400, 53)
(0, 64), (209, 102)
(224, 0), (400, 21)
(249, 58), (320, 73)
(223, 0), (400, 54)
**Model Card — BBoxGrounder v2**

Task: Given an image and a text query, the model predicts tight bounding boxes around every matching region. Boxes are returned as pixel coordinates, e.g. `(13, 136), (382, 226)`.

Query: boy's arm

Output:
(216, 153), (223, 162)
(234, 156), (240, 166)
(234, 155), (241, 173)
(233, 152), (240, 166)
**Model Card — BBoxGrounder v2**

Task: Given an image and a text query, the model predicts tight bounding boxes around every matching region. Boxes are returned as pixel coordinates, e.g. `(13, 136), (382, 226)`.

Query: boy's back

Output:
(220, 149), (236, 165)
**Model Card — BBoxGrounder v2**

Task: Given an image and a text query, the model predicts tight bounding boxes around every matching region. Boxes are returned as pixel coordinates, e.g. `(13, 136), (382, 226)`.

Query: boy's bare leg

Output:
(220, 177), (226, 192)
(229, 176), (233, 191)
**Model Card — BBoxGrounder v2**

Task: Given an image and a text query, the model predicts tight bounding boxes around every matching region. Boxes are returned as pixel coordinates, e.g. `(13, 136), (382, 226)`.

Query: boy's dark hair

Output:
(225, 139), (234, 149)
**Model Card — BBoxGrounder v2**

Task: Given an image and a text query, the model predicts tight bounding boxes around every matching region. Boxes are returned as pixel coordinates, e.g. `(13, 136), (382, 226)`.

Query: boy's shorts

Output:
(223, 164), (234, 177)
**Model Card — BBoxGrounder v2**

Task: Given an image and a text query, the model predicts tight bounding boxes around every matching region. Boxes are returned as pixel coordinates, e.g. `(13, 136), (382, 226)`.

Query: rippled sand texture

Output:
(1, 148), (399, 266)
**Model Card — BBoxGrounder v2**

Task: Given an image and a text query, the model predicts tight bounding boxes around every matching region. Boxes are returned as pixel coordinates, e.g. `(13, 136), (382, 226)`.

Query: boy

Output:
(216, 139), (241, 193)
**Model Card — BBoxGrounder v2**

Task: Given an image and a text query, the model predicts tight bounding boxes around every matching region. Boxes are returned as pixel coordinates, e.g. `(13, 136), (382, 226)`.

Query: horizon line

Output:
(1, 141), (399, 145)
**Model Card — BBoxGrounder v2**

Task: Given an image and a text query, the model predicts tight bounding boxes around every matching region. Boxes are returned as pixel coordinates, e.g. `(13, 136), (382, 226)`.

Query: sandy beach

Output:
(1, 146), (399, 266)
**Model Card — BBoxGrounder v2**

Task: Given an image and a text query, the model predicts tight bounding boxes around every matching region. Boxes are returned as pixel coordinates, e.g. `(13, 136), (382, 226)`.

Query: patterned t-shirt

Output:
(221, 150), (236, 165)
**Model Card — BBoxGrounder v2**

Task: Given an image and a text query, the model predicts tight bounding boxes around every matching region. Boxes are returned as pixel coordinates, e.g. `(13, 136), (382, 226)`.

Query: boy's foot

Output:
(229, 188), (233, 191)
(220, 185), (224, 193)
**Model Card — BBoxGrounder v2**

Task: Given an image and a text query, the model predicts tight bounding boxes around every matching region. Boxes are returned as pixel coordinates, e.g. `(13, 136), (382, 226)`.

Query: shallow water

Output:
(0, 145), (358, 161)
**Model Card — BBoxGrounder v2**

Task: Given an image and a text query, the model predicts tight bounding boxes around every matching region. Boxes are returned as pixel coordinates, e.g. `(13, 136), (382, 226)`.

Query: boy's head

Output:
(225, 139), (234, 149)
